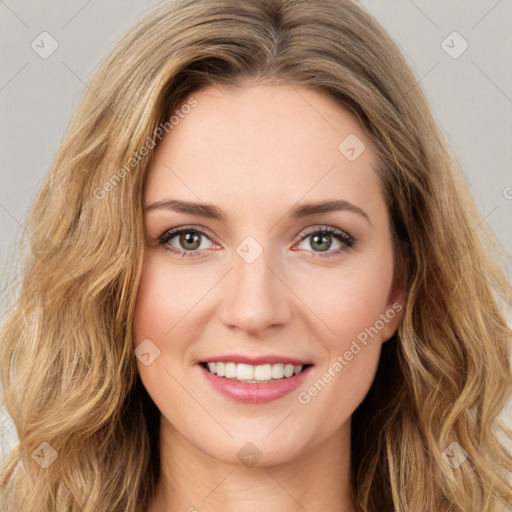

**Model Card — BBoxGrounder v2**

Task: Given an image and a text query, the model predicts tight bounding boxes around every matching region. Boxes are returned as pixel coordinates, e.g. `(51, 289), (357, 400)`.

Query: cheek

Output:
(132, 253), (188, 387)
(302, 250), (394, 346)
(132, 260), (170, 344)
(293, 249), (393, 417)
(132, 251), (201, 344)
(132, 254), (195, 419)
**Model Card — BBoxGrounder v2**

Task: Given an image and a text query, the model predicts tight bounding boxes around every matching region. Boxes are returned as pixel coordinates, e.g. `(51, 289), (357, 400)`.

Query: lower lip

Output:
(199, 364), (313, 404)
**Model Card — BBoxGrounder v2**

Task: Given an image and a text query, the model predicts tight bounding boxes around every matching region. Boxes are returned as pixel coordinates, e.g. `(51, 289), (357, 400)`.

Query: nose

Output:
(218, 243), (291, 336)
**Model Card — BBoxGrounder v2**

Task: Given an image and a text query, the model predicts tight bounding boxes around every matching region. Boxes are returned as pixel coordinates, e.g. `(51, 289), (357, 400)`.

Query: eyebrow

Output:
(144, 198), (371, 225)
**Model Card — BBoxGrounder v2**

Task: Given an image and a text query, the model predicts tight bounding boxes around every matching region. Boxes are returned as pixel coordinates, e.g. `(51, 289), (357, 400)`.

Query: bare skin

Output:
(133, 82), (405, 512)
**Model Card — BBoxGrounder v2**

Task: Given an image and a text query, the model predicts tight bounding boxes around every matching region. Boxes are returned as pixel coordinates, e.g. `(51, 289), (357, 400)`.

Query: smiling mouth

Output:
(200, 361), (313, 383)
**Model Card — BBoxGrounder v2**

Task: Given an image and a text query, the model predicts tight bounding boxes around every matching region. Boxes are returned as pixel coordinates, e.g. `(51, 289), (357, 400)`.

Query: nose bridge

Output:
(219, 233), (289, 333)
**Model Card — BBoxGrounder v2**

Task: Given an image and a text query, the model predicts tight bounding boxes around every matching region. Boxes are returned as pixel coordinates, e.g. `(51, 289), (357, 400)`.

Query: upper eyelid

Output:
(300, 225), (352, 237)
(161, 224), (215, 241)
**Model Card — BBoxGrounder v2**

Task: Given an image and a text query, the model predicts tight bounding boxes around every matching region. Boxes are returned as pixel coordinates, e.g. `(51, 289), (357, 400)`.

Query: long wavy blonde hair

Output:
(1, 0), (511, 510)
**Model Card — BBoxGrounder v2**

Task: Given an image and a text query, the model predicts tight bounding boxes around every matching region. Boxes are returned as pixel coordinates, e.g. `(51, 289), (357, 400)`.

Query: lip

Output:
(198, 354), (312, 366)
(198, 363), (314, 404)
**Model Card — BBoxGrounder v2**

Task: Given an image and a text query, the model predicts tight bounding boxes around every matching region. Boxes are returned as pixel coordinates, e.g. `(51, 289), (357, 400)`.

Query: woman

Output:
(1, 0), (511, 511)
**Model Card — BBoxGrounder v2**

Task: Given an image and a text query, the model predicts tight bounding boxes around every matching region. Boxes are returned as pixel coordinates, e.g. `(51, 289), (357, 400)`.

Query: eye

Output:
(158, 225), (354, 259)
(159, 226), (217, 258)
(294, 226), (354, 259)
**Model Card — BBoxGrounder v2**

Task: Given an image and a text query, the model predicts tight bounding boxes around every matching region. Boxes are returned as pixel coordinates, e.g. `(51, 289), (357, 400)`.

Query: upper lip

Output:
(199, 354), (313, 366)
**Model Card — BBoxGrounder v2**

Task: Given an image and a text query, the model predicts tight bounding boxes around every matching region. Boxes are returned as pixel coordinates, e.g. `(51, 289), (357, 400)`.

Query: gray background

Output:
(1, 0), (511, 461)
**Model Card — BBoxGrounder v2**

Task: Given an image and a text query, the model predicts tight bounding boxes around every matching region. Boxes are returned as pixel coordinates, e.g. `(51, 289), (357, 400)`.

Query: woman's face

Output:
(133, 83), (404, 466)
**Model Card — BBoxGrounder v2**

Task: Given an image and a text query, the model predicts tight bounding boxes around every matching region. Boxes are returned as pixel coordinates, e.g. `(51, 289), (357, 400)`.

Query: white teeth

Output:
(203, 361), (305, 382)
(253, 364), (272, 381)
(283, 364), (294, 377)
(271, 363), (284, 379)
(236, 363), (254, 381)
(225, 362), (237, 378)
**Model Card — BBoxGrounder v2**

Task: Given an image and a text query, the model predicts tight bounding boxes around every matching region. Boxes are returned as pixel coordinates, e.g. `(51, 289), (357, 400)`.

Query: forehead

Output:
(144, 83), (383, 222)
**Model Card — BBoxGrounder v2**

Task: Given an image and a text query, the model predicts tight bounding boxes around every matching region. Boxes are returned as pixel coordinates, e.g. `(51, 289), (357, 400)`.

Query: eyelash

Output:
(158, 225), (354, 260)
